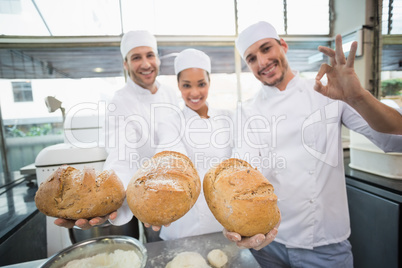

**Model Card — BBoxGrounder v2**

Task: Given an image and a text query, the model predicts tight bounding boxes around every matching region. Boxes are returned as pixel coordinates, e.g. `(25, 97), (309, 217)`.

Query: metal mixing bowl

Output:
(39, 235), (147, 268)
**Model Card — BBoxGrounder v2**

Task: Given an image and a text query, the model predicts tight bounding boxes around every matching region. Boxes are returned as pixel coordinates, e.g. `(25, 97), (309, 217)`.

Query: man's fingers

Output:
(54, 218), (75, 229)
(152, 225), (161, 231)
(335, 34), (346, 65)
(75, 219), (92, 230)
(253, 228), (279, 251)
(223, 229), (241, 242)
(236, 234), (265, 248)
(89, 216), (107, 226)
(108, 211), (118, 221)
(317, 46), (335, 58)
(315, 63), (331, 81)
(346, 41), (358, 68)
(314, 80), (328, 96)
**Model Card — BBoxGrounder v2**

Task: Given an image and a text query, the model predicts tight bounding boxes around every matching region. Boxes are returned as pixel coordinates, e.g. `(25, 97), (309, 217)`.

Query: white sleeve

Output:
(342, 103), (402, 153)
(103, 105), (140, 188)
(103, 101), (140, 226)
(231, 103), (261, 163)
(108, 200), (133, 226)
(156, 114), (188, 155)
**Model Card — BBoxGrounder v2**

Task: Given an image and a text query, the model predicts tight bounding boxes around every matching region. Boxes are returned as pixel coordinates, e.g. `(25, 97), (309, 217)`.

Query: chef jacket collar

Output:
(183, 102), (210, 119)
(127, 76), (160, 96)
(261, 70), (300, 99)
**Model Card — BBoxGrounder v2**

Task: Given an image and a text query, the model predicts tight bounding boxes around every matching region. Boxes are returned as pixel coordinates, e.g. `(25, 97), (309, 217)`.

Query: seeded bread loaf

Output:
(126, 151), (201, 226)
(203, 158), (280, 237)
(35, 165), (125, 220)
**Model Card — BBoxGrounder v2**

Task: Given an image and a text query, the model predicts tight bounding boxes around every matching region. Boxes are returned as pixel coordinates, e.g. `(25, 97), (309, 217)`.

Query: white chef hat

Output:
(174, 48), (211, 75)
(235, 21), (280, 59)
(120, 30), (158, 59)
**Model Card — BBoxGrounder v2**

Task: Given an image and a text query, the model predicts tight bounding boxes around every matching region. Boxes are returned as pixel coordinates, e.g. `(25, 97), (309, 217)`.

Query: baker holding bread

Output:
(227, 21), (402, 267)
(154, 48), (234, 240)
(54, 30), (179, 230)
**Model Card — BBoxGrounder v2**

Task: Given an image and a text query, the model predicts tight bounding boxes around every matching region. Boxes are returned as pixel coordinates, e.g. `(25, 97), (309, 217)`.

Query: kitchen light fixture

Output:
(44, 96), (65, 122)
(93, 67), (104, 72)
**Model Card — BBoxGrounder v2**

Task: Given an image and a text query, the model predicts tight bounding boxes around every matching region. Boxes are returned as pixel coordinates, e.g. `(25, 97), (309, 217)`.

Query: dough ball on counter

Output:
(203, 158), (281, 237)
(127, 151), (201, 226)
(35, 165), (125, 220)
(165, 252), (209, 268)
(207, 249), (228, 268)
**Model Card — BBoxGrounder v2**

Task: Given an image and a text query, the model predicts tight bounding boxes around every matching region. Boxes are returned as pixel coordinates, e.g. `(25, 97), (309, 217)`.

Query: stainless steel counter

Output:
(145, 232), (260, 268)
(1, 232), (260, 268)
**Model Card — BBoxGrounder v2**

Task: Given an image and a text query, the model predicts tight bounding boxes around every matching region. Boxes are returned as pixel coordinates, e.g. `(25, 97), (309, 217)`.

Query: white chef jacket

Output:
(233, 71), (402, 249)
(103, 77), (179, 226)
(156, 105), (234, 240)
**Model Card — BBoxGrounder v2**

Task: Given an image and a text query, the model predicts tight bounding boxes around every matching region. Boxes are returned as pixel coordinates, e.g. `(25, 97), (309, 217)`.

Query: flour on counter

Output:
(63, 249), (141, 268)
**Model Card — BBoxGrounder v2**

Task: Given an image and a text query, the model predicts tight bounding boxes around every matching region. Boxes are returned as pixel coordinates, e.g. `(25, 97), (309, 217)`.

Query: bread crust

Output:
(126, 151), (201, 226)
(203, 158), (280, 237)
(34, 165), (125, 220)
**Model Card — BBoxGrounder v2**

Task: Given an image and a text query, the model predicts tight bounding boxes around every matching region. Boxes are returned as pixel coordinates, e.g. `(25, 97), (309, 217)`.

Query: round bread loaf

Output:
(203, 158), (280, 237)
(35, 165), (125, 220)
(126, 151), (201, 226)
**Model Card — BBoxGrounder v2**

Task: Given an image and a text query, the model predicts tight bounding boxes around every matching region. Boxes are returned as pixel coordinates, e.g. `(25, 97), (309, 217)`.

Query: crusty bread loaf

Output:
(35, 165), (125, 220)
(126, 151), (201, 226)
(204, 158), (280, 237)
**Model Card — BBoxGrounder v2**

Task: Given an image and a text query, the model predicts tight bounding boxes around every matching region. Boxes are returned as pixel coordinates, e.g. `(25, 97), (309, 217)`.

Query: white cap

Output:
(235, 21), (280, 59)
(120, 30), (158, 59)
(174, 48), (211, 75)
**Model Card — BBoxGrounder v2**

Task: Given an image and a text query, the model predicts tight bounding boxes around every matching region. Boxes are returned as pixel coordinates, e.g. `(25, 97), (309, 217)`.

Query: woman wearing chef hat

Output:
(151, 48), (234, 240)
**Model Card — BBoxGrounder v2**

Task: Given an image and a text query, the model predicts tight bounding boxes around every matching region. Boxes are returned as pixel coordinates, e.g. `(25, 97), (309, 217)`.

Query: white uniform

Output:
(234, 71), (402, 249)
(157, 105), (234, 240)
(104, 77), (179, 225)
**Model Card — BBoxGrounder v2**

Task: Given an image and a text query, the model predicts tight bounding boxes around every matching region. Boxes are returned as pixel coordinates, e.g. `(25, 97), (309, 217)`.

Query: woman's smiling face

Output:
(178, 68), (210, 117)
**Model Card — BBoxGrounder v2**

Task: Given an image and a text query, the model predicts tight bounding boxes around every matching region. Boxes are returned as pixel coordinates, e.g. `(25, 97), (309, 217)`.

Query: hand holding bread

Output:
(35, 165), (125, 221)
(203, 158), (281, 237)
(223, 216), (281, 250)
(54, 211), (117, 230)
(126, 151), (201, 226)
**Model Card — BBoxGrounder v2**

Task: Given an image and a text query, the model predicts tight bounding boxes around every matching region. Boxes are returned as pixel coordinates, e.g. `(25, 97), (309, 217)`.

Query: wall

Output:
(334, 0), (376, 91)
(334, 0), (379, 143)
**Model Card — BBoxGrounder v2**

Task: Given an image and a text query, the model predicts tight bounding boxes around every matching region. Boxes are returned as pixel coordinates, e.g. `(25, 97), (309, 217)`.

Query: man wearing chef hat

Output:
(55, 30), (179, 233)
(226, 21), (402, 267)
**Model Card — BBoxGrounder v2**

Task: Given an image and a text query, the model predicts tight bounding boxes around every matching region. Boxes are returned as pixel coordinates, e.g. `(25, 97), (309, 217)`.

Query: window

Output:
(381, 0), (402, 108)
(237, 0), (330, 35)
(0, 0), (331, 36)
(12, 81), (33, 102)
(121, 0), (236, 36)
(383, 0), (402, 34)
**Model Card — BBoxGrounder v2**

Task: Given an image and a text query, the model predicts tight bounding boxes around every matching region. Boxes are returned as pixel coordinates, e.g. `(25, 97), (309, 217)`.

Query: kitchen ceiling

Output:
(0, 37), (400, 80)
(0, 36), (335, 79)
(0, 0), (400, 79)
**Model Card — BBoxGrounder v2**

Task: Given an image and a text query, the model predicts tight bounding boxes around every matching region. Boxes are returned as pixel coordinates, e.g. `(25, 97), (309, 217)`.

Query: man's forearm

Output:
(347, 89), (402, 135)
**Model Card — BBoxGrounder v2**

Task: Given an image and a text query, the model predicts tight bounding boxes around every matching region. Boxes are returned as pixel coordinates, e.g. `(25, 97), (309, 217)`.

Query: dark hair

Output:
(275, 39), (281, 45)
(177, 70), (210, 82)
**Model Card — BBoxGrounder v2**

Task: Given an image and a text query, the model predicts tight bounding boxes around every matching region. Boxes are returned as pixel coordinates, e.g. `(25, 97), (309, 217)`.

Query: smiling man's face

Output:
(244, 38), (292, 91)
(124, 46), (160, 92)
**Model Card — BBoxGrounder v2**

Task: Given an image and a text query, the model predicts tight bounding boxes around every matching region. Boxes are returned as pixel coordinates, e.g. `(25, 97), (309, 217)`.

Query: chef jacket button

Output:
(309, 170), (315, 174)
(274, 170), (279, 175)
(310, 199), (315, 203)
